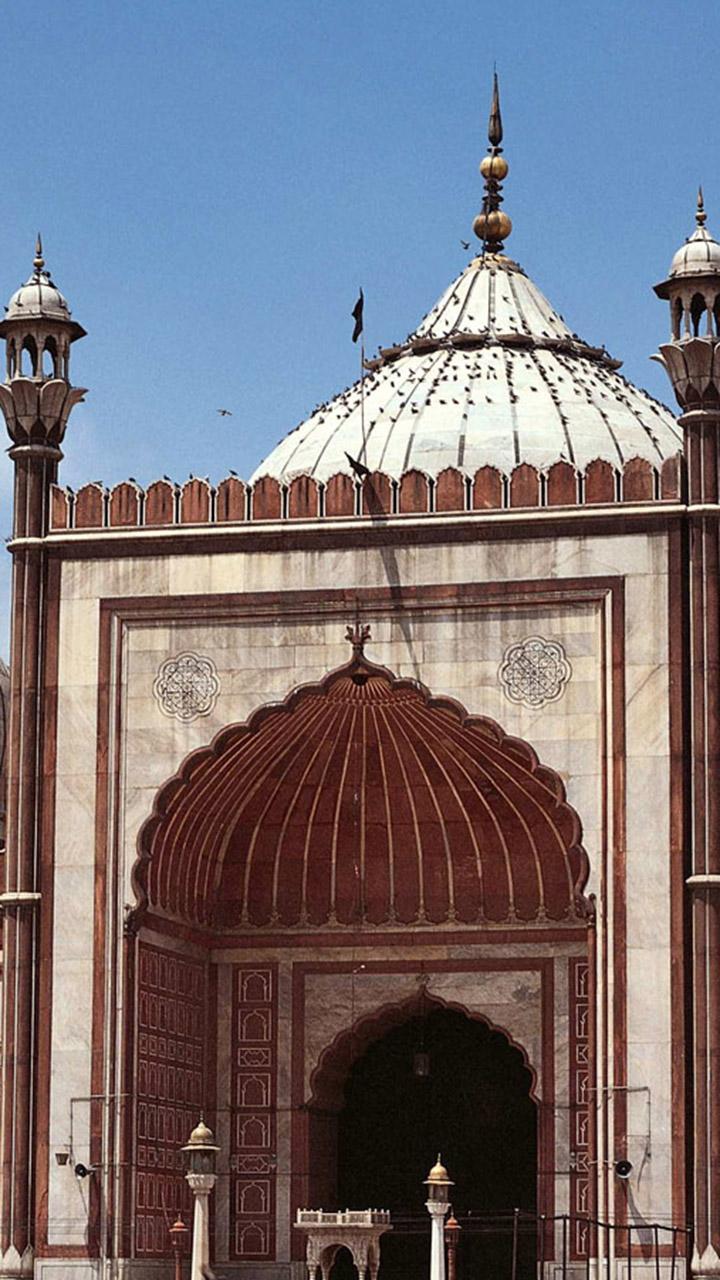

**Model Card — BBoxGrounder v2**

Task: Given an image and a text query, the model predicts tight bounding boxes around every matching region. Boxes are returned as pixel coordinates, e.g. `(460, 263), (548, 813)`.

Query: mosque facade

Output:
(0, 82), (718, 1280)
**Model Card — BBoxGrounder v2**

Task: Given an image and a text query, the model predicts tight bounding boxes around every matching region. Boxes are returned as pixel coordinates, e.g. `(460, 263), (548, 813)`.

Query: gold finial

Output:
(697, 186), (707, 228)
(473, 72), (512, 255)
(33, 233), (45, 274)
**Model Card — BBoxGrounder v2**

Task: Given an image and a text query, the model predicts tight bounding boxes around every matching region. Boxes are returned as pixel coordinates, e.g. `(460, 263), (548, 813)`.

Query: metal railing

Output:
(383, 1209), (692, 1280)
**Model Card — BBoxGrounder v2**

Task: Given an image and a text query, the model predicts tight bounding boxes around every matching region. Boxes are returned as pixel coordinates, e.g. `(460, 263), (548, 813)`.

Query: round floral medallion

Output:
(153, 652), (220, 722)
(499, 636), (571, 709)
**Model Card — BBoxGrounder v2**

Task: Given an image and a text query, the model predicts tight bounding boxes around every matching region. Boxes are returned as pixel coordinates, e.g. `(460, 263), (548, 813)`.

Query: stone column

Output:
(684, 404), (720, 1278)
(654, 338), (720, 1276)
(0, 377), (84, 1278)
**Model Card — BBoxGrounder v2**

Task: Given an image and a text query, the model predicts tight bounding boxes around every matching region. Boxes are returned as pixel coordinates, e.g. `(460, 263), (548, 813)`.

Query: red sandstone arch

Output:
(135, 652), (590, 930)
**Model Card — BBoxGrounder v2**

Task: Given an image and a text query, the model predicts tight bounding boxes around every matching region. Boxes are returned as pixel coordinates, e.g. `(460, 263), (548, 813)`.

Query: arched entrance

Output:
(314, 1005), (537, 1280)
(133, 644), (590, 1275)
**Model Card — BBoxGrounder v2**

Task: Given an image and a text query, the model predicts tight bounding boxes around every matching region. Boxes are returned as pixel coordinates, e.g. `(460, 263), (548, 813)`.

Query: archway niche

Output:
(307, 1000), (537, 1280)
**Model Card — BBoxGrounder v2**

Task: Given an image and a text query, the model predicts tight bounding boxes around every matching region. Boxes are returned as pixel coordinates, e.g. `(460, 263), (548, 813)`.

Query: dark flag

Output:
(351, 289), (364, 343)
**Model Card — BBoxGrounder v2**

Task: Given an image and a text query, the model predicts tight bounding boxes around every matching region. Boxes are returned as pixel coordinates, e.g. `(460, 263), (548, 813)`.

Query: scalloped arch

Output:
(134, 652), (591, 931)
(307, 989), (538, 1112)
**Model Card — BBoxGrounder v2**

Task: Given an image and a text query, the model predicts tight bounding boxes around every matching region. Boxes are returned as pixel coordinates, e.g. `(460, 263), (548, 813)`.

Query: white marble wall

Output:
(45, 525), (673, 1251)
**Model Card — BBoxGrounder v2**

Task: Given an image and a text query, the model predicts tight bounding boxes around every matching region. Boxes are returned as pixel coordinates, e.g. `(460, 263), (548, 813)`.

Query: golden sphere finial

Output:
(697, 185), (707, 228)
(474, 72), (512, 254)
(480, 154), (508, 181)
(33, 233), (44, 275)
(474, 210), (512, 246)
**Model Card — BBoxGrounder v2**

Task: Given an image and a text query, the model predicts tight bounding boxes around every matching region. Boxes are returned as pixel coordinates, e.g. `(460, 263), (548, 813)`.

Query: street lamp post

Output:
(169, 1215), (189, 1280)
(183, 1119), (219, 1280)
(445, 1212), (460, 1280)
(424, 1156), (454, 1280)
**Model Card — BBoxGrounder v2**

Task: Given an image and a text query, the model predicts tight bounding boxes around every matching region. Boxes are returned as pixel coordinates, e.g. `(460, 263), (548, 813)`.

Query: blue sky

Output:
(0, 0), (717, 655)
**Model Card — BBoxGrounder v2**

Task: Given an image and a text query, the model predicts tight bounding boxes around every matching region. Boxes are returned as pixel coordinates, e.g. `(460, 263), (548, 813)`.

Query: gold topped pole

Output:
(697, 185), (707, 228)
(473, 72), (512, 255)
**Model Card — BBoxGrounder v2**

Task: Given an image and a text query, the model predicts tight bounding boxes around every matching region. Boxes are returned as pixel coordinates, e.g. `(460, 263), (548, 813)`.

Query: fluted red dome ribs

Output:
(138, 661), (589, 930)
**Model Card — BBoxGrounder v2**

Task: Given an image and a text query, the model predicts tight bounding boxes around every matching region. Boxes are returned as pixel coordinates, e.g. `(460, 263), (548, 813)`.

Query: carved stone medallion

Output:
(153, 652), (220, 722)
(498, 635), (571, 709)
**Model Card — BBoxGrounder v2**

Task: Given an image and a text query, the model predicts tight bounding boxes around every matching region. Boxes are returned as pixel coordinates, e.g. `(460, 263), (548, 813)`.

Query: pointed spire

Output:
(33, 233), (44, 275)
(488, 71), (503, 148)
(473, 72), (512, 255)
(697, 186), (707, 228)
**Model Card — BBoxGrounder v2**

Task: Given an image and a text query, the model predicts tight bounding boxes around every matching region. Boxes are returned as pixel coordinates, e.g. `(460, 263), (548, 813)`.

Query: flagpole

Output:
(351, 287), (367, 467)
(360, 337), (366, 466)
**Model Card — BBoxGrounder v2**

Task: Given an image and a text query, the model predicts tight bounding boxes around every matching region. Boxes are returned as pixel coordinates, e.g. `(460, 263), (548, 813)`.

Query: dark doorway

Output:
(336, 1006), (537, 1280)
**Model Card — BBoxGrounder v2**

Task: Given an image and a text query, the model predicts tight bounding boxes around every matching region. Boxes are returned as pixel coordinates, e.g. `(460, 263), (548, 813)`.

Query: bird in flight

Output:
(460, 240), (471, 251)
(217, 408), (233, 417)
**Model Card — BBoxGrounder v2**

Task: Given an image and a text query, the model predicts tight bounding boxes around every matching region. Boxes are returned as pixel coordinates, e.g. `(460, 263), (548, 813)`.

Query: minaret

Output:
(472, 72), (512, 256)
(0, 241), (85, 1278)
(654, 197), (720, 1279)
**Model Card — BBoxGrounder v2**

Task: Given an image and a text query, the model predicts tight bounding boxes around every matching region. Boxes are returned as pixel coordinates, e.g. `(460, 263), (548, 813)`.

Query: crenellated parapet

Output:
(47, 454), (684, 533)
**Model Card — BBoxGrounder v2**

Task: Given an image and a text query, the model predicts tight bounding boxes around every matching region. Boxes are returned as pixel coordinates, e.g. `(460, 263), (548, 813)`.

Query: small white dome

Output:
(252, 253), (681, 484)
(6, 272), (72, 323)
(1, 240), (83, 339)
(668, 226), (720, 281)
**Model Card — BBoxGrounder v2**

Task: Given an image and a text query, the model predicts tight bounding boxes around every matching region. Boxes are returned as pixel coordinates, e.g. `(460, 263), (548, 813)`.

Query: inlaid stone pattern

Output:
(153, 651), (220, 722)
(230, 965), (278, 1261)
(569, 957), (590, 1259)
(499, 635), (571, 708)
(134, 943), (206, 1257)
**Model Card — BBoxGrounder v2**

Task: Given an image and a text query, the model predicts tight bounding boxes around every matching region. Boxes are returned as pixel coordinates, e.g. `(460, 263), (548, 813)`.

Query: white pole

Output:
(186, 1173), (216, 1280)
(426, 1200), (448, 1280)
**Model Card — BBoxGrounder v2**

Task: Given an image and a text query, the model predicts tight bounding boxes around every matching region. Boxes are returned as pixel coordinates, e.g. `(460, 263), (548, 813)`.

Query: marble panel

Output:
(57, 597), (100, 687)
(52, 868), (96, 958)
(625, 757), (671, 854)
(53, 776), (96, 868)
(625, 575), (669, 664)
(47, 1046), (95, 1244)
(625, 663), (670, 759)
(626, 948), (671, 1042)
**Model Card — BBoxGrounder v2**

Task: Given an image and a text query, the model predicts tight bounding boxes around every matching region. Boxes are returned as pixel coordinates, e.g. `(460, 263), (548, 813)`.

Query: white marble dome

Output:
(252, 252), (681, 483)
(667, 226), (720, 281)
(6, 270), (73, 324)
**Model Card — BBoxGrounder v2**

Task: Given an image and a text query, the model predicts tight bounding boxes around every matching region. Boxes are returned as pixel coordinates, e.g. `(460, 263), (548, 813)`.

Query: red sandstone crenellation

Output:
(180, 477), (211, 524)
(47, 452), (685, 532)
